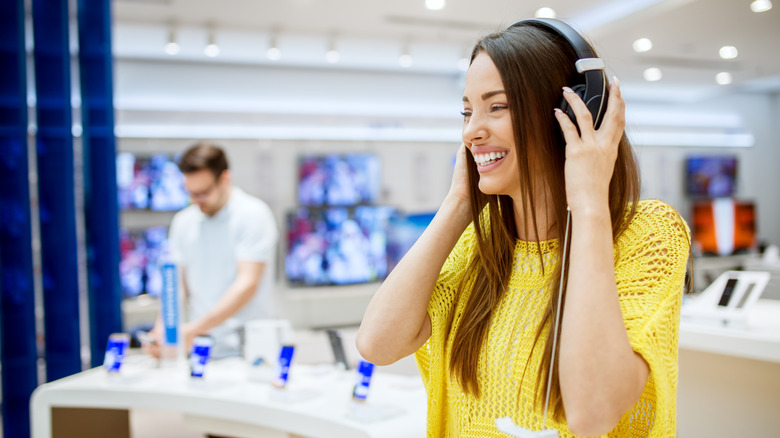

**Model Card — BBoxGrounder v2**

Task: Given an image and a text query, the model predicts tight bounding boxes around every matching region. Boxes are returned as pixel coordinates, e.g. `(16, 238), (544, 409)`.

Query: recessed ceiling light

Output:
(326, 36), (339, 64)
(165, 41), (180, 55)
(267, 33), (281, 61)
(534, 7), (556, 18)
(716, 72), (733, 85)
(425, 0), (445, 10)
(750, 0), (772, 12)
(204, 28), (219, 57)
(399, 54), (413, 68)
(204, 44), (219, 57)
(458, 57), (469, 71)
(719, 45), (738, 59)
(267, 47), (281, 60)
(632, 38), (653, 53)
(643, 67), (662, 82)
(165, 27), (180, 55)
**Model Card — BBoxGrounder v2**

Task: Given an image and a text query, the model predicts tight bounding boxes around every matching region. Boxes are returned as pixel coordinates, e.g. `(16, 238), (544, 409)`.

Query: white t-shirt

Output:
(169, 187), (278, 357)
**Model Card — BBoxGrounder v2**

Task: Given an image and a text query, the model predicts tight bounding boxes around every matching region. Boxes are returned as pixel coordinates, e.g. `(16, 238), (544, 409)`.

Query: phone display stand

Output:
(244, 319), (294, 382)
(682, 270), (770, 326)
(327, 329), (350, 370)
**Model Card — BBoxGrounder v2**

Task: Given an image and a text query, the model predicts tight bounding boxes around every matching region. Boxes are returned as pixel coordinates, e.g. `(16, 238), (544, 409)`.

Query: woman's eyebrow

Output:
(462, 90), (506, 102)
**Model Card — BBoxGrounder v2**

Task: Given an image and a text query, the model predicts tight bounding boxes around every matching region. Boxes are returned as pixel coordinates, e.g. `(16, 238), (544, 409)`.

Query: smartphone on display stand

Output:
(327, 329), (350, 370)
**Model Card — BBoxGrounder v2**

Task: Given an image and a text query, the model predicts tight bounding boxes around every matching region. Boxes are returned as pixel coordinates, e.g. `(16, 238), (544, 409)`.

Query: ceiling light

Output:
(425, 0), (445, 10)
(204, 27), (219, 57)
(267, 33), (281, 61)
(164, 26), (179, 55)
(750, 0), (772, 12)
(534, 7), (557, 18)
(643, 67), (662, 82)
(325, 49), (340, 64)
(399, 42), (413, 68)
(719, 45), (738, 60)
(632, 38), (653, 53)
(325, 35), (340, 64)
(716, 72), (733, 85)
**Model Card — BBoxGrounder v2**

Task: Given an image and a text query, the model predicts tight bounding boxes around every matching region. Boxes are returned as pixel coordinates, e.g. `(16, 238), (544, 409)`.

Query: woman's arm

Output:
(356, 145), (472, 366)
(555, 80), (649, 437)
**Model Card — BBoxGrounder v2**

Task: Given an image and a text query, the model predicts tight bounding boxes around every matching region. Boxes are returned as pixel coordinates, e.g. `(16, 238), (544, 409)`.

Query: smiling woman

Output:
(357, 18), (690, 438)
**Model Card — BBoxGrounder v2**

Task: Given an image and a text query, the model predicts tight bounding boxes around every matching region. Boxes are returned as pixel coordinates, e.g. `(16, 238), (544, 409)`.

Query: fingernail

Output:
(613, 76), (620, 87)
(554, 108), (563, 114)
(562, 86), (574, 94)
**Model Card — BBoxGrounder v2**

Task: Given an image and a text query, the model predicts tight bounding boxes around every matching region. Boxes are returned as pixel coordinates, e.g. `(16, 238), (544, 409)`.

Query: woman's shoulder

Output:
(619, 199), (691, 249)
(629, 199), (688, 230)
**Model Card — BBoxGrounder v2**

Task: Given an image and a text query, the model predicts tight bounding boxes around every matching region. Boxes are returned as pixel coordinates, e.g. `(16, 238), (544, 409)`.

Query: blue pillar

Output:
(32, 0), (82, 381)
(78, 0), (123, 367)
(0, 0), (39, 436)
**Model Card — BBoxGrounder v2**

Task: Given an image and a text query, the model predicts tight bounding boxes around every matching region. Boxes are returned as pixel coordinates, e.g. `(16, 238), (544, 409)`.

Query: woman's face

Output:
(462, 52), (520, 198)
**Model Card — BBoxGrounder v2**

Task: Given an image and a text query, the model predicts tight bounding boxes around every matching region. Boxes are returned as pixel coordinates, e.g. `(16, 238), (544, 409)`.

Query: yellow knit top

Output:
(415, 199), (690, 438)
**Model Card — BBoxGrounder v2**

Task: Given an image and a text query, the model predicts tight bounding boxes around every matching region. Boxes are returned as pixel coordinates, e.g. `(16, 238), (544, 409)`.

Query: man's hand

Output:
(140, 325), (163, 359)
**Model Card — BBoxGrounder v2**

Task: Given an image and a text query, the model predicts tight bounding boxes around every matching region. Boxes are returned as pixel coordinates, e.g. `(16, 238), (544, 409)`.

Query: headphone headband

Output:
(506, 18), (608, 129)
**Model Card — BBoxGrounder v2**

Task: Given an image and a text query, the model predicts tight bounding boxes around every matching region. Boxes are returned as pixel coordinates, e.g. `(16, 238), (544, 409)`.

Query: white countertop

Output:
(31, 355), (427, 438)
(680, 299), (780, 363)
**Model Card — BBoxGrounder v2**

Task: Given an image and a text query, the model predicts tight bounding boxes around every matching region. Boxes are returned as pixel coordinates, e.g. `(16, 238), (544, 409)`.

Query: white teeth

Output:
(474, 151), (507, 166)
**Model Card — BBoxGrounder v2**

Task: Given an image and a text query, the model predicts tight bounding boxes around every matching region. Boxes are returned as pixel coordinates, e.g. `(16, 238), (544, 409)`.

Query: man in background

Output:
(144, 141), (278, 358)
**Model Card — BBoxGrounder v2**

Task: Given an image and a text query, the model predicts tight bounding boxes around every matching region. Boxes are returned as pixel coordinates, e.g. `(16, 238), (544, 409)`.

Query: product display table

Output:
(30, 356), (427, 438)
(677, 299), (780, 437)
(679, 298), (780, 363)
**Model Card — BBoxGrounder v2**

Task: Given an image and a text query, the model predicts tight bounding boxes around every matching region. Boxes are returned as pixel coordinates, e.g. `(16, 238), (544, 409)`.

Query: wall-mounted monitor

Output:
(692, 198), (756, 256)
(285, 205), (397, 286)
(119, 226), (169, 298)
(386, 211), (436, 274)
(297, 154), (381, 207)
(686, 155), (738, 198)
(117, 152), (190, 211)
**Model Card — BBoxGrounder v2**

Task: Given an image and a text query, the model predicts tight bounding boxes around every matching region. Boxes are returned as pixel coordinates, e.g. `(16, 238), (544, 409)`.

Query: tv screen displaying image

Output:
(116, 153), (190, 211)
(686, 156), (737, 198)
(119, 226), (169, 298)
(297, 154), (381, 206)
(285, 205), (397, 286)
(386, 211), (436, 274)
(692, 198), (756, 256)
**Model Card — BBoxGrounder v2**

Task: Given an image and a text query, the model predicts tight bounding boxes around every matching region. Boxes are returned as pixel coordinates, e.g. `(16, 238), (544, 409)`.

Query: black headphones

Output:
(507, 18), (608, 130)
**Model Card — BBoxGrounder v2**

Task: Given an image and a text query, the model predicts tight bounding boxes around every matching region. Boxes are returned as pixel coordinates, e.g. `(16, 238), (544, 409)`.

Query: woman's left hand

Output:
(555, 77), (624, 214)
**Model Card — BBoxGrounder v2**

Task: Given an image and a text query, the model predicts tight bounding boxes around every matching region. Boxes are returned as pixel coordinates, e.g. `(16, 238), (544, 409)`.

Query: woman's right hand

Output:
(447, 143), (472, 206)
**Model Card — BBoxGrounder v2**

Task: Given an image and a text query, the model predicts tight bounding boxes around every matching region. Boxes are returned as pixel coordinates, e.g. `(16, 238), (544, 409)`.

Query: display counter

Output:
(678, 298), (780, 437)
(30, 356), (427, 438)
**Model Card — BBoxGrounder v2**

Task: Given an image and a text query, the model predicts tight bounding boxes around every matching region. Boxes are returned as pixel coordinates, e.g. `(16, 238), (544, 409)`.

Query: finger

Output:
(554, 107), (582, 147)
(599, 77), (626, 145)
(562, 87), (595, 143)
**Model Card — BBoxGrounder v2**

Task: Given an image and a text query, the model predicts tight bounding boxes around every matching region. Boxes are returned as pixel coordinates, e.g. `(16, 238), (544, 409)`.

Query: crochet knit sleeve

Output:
(612, 199), (691, 435)
(416, 223), (475, 388)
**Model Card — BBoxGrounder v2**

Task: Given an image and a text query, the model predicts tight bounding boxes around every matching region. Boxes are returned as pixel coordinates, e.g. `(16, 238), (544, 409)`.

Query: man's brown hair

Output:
(178, 141), (229, 178)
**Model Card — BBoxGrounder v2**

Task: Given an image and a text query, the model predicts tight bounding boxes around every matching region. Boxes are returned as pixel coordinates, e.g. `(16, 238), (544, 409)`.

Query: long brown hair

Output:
(447, 22), (641, 421)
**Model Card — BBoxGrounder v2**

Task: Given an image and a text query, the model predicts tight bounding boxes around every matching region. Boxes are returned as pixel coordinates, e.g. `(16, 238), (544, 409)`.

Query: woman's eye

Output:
(491, 105), (507, 112)
(461, 110), (472, 118)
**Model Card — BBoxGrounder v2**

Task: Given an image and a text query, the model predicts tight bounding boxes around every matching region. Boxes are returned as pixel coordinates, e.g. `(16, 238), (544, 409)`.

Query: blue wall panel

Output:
(78, 0), (123, 367)
(32, 0), (82, 382)
(0, 1), (39, 436)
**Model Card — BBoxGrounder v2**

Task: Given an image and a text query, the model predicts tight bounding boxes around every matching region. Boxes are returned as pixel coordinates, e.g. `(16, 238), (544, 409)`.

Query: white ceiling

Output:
(112, 0), (780, 101)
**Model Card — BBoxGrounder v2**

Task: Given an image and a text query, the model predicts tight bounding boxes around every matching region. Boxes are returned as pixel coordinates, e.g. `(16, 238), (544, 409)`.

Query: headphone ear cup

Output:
(558, 84), (587, 126)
